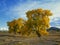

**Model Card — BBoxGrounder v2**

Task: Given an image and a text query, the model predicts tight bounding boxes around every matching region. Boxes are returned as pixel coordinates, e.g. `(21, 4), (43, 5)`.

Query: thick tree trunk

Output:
(36, 30), (41, 37)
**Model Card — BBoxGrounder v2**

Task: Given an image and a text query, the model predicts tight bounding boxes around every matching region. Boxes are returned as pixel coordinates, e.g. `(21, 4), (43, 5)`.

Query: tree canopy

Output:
(7, 8), (52, 37)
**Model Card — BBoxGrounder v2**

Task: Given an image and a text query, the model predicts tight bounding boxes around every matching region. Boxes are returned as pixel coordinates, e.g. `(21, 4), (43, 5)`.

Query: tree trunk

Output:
(36, 30), (41, 37)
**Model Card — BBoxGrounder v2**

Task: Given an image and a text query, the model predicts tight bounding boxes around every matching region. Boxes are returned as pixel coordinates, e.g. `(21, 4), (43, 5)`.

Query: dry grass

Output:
(0, 31), (60, 45)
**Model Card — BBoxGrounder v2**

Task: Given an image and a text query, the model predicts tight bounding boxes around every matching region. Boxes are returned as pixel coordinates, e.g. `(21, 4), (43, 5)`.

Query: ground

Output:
(0, 31), (60, 45)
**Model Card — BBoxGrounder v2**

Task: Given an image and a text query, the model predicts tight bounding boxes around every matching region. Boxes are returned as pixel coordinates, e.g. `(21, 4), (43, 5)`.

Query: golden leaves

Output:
(39, 30), (49, 36)
(44, 10), (52, 16)
(7, 8), (52, 36)
(7, 18), (25, 34)
(26, 8), (52, 36)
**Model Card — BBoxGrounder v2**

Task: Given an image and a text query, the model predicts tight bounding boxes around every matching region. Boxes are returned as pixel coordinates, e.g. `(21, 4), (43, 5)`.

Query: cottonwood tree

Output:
(7, 8), (52, 37)
(26, 9), (52, 37)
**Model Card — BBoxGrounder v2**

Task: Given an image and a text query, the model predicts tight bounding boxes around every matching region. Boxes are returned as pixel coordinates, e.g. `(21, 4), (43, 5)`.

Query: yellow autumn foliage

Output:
(7, 8), (52, 37)
(39, 30), (49, 36)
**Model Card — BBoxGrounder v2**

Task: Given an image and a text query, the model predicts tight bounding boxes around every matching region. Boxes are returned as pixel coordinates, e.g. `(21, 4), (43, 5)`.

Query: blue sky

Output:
(0, 0), (60, 30)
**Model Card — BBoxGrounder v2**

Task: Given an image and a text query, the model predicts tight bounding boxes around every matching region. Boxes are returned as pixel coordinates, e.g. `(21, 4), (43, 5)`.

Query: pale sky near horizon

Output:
(0, 0), (60, 30)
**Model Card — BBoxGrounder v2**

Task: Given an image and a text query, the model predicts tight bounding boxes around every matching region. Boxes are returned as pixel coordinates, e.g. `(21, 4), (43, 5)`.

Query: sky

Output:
(0, 0), (60, 30)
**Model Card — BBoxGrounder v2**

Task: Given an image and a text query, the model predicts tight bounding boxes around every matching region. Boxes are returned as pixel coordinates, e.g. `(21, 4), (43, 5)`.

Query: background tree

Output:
(7, 19), (17, 34)
(16, 18), (25, 34)
(7, 18), (25, 34)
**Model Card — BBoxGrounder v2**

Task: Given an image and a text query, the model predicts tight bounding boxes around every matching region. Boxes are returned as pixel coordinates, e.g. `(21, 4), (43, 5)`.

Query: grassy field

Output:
(0, 31), (60, 45)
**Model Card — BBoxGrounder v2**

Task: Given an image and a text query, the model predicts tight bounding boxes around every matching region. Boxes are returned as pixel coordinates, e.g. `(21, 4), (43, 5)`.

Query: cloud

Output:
(50, 17), (60, 28)
(6, 0), (60, 28)
(1, 0), (60, 20)
(11, 0), (60, 20)
(0, 27), (8, 31)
